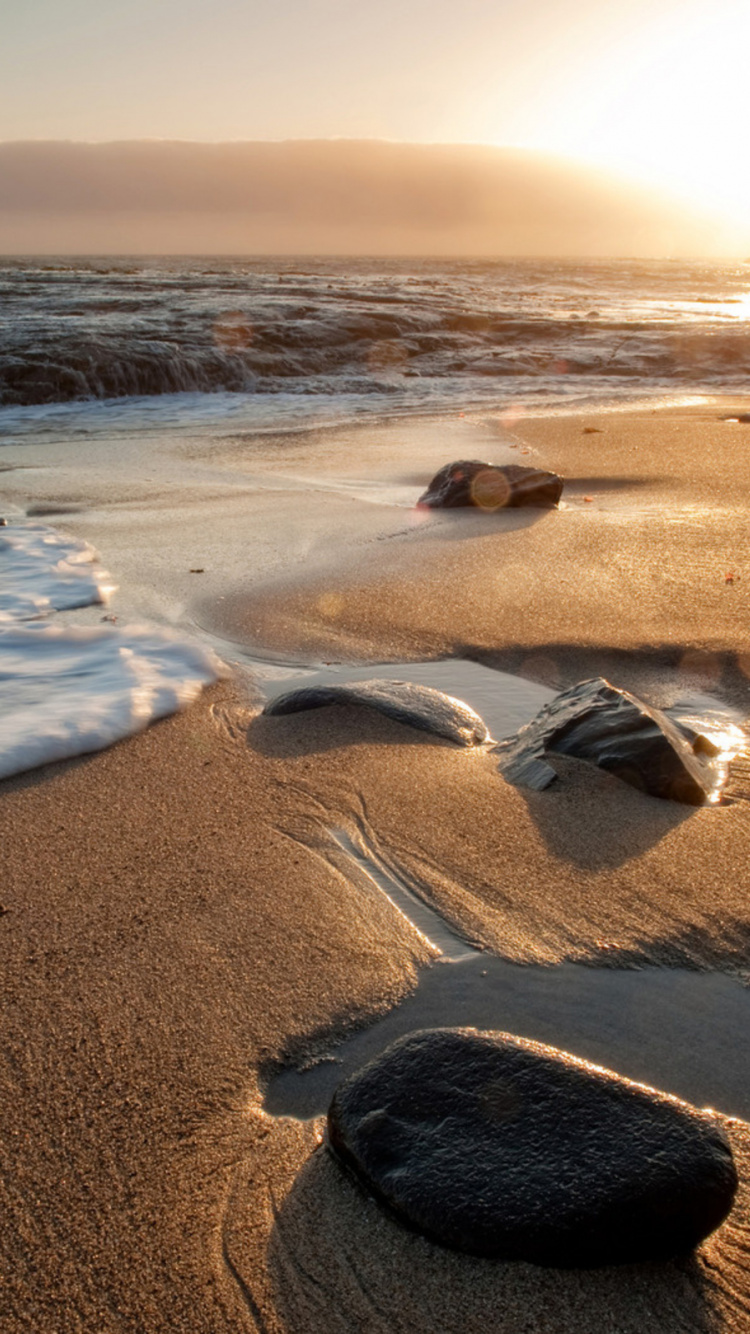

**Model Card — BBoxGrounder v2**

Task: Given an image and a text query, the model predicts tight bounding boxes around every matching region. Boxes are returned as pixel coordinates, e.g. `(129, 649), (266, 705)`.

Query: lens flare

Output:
(367, 340), (408, 378)
(470, 468), (511, 510)
(213, 311), (253, 352)
(317, 592), (344, 620)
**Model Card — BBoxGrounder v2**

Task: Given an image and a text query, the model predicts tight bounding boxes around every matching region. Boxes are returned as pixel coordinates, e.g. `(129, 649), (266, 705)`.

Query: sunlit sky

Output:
(2, 0), (748, 227)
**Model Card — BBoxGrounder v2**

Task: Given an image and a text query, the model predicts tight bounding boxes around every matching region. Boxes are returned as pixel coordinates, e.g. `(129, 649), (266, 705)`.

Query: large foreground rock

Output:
(263, 679), (489, 746)
(327, 1028), (737, 1266)
(417, 460), (563, 509)
(494, 676), (725, 804)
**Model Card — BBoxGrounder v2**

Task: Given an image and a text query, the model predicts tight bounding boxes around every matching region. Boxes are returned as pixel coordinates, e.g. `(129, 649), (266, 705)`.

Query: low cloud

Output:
(0, 139), (732, 256)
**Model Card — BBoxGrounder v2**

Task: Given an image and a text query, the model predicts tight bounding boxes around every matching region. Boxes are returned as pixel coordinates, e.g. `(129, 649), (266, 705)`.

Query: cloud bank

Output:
(0, 140), (732, 256)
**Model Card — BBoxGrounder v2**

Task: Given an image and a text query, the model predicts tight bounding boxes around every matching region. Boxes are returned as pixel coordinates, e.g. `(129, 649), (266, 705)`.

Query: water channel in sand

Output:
(264, 818), (750, 1123)
(244, 653), (750, 1124)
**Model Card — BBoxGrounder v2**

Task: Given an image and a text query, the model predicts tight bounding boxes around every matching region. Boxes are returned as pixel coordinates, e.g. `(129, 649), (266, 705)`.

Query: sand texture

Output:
(223, 1112), (750, 1333)
(2, 403), (750, 1331)
(209, 406), (750, 677)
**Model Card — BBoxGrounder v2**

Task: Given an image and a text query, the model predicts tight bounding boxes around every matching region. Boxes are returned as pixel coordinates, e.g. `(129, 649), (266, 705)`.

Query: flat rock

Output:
(417, 460), (563, 509)
(494, 676), (724, 804)
(262, 679), (489, 746)
(327, 1028), (738, 1266)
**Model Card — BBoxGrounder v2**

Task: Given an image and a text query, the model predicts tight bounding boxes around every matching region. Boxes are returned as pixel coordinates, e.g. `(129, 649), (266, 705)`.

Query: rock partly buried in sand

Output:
(263, 679), (489, 747)
(494, 677), (723, 804)
(327, 1028), (737, 1267)
(417, 460), (563, 509)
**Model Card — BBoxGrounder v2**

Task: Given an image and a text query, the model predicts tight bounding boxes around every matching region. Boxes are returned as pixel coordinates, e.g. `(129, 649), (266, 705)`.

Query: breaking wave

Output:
(2, 256), (750, 411)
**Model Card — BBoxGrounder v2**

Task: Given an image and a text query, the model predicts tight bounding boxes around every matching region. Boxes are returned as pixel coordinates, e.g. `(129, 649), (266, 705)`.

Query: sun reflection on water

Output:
(721, 292), (750, 322)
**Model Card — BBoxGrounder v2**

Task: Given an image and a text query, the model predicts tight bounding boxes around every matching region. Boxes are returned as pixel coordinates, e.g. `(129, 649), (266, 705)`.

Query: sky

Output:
(1, 0), (749, 229)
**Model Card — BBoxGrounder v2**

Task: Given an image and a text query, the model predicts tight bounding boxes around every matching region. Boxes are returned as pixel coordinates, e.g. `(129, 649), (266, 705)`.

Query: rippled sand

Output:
(2, 402), (750, 1331)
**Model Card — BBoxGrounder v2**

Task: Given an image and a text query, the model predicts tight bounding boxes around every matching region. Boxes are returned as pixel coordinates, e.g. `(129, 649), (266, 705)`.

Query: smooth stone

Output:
(262, 679), (489, 746)
(327, 1028), (738, 1266)
(417, 459), (564, 509)
(493, 676), (723, 804)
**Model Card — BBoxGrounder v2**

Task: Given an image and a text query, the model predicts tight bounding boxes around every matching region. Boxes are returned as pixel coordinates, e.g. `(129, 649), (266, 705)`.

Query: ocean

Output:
(2, 254), (750, 779)
(2, 255), (750, 436)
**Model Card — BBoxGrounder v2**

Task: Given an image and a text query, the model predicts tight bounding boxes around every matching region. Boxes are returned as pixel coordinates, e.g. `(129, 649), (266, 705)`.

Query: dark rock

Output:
(493, 676), (726, 804)
(262, 679), (489, 747)
(327, 1027), (737, 1266)
(417, 460), (563, 509)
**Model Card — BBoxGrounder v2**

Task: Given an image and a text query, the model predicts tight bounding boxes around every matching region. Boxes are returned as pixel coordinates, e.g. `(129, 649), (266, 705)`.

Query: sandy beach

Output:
(3, 401), (750, 1331)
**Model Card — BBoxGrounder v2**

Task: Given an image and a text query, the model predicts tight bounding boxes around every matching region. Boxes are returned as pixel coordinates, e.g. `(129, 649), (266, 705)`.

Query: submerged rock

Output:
(262, 679), (489, 747)
(417, 460), (563, 509)
(327, 1028), (737, 1266)
(494, 677), (726, 804)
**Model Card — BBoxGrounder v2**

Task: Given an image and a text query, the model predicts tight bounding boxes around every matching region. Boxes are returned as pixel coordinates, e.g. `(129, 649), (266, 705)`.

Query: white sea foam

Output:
(0, 623), (224, 780)
(0, 518), (224, 779)
(0, 521), (113, 622)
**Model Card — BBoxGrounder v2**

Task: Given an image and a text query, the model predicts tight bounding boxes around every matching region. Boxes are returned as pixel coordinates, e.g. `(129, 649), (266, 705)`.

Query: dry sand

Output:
(2, 402), (750, 1331)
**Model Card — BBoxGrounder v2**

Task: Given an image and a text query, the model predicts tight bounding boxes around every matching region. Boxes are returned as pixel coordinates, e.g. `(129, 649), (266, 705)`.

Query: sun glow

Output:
(502, 0), (750, 236)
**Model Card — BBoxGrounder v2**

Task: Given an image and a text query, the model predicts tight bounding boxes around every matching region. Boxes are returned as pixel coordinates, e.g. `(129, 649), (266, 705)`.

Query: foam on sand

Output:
(0, 517), (224, 779)
(0, 519), (114, 622)
(0, 623), (224, 780)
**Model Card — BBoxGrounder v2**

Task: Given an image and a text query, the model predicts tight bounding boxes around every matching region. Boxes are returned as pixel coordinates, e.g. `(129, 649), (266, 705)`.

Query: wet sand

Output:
(210, 403), (750, 689)
(2, 401), (750, 1331)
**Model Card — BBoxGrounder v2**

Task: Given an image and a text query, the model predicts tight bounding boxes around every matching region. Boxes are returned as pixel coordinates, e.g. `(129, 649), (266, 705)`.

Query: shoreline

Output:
(2, 397), (750, 1329)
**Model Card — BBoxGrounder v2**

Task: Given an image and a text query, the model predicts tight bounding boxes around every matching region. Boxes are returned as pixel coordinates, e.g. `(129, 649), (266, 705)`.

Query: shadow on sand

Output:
(247, 703), (470, 761)
(262, 1144), (726, 1334)
(512, 752), (695, 871)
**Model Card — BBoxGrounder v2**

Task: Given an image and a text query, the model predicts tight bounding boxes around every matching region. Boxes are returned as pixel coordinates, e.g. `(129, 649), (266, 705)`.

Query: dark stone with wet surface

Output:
(263, 679), (489, 746)
(417, 460), (563, 509)
(494, 676), (724, 804)
(327, 1028), (737, 1266)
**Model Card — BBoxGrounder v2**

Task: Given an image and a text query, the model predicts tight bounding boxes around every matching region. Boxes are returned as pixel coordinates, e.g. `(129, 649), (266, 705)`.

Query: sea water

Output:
(3, 255), (750, 435)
